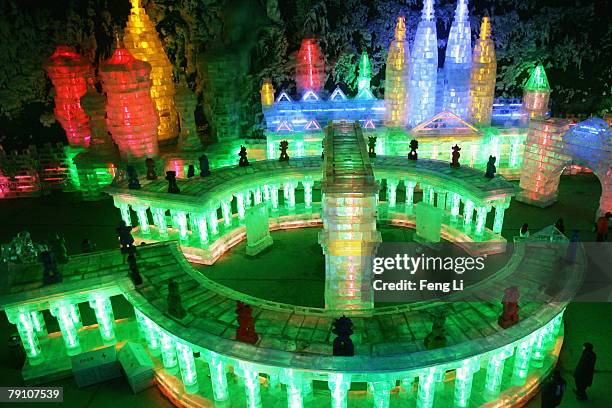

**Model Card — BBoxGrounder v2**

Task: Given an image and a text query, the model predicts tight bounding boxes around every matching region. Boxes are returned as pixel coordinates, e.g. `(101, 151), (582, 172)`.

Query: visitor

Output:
(519, 223), (529, 238)
(541, 369), (566, 408)
(595, 212), (611, 242)
(573, 342), (596, 400)
(554, 218), (565, 235)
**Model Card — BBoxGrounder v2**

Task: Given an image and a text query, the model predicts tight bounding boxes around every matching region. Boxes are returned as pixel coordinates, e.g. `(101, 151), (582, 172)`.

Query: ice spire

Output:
(468, 16), (497, 126)
(358, 51), (372, 92)
(384, 16), (410, 127)
(443, 0), (472, 119)
(522, 64), (551, 120)
(407, 0), (439, 127)
(124, 0), (179, 142)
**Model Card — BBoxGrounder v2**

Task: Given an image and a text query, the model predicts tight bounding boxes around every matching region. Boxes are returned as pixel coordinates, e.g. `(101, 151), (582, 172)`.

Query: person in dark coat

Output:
(573, 342), (596, 400)
(541, 369), (566, 408)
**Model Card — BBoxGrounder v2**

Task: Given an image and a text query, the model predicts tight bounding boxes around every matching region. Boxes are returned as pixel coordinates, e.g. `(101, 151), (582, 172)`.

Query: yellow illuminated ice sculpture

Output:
(123, 0), (179, 143)
(384, 16), (410, 128)
(468, 16), (496, 127)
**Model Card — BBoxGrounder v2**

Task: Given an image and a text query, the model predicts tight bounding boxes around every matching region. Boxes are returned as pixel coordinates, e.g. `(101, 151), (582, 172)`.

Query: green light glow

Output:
(524, 64), (550, 92)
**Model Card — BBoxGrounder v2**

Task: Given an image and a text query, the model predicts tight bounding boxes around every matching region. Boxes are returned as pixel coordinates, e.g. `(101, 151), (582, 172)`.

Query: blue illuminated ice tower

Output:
(443, 0), (472, 119)
(408, 0), (439, 127)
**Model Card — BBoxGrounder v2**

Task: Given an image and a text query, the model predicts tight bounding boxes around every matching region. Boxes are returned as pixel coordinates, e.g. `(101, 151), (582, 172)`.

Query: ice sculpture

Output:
(468, 16), (497, 126)
(384, 17), (410, 127)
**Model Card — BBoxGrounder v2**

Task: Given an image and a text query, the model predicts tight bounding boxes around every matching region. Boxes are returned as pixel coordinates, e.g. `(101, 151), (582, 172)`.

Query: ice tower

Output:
(443, 0), (472, 119)
(357, 51), (372, 94)
(44, 46), (93, 148)
(296, 38), (325, 95)
(100, 35), (159, 160)
(384, 17), (410, 127)
(408, 0), (439, 127)
(522, 64), (551, 120)
(468, 16), (496, 127)
(124, 0), (179, 143)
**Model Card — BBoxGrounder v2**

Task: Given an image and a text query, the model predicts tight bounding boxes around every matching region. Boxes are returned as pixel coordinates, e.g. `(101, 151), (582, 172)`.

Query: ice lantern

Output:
(100, 39), (159, 160)
(44, 46), (93, 148)
(296, 38), (325, 95)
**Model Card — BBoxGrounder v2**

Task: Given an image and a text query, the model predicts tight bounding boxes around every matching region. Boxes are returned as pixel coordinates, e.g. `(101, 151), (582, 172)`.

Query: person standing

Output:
(541, 369), (566, 408)
(573, 342), (596, 400)
(595, 212), (611, 242)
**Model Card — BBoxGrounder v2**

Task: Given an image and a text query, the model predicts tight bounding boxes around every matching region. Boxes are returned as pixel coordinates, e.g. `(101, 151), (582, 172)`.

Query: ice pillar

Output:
(208, 353), (229, 402)
(51, 303), (81, 356)
(387, 179), (398, 208)
(159, 331), (178, 371)
(405, 180), (416, 214)
(484, 346), (514, 397)
(303, 178), (314, 208)
(134, 206), (150, 235)
(88, 296), (116, 344)
(176, 341), (199, 393)
(417, 369), (443, 408)
(240, 365), (262, 408)
(511, 336), (535, 386)
(454, 357), (480, 407)
(371, 381), (395, 408)
(152, 207), (168, 236)
(6, 309), (44, 364)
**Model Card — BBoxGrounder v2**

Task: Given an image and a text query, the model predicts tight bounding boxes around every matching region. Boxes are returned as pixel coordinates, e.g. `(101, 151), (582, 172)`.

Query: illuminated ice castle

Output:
(261, 0), (534, 173)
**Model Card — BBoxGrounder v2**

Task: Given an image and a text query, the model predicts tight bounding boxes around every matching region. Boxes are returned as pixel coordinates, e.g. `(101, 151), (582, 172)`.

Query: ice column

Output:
(51, 303), (81, 355)
(176, 341), (198, 393)
(454, 357), (480, 407)
(512, 336), (535, 385)
(88, 296), (116, 344)
(240, 365), (262, 408)
(159, 331), (178, 371)
(484, 345), (514, 397)
(6, 309), (44, 364)
(208, 353), (229, 402)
